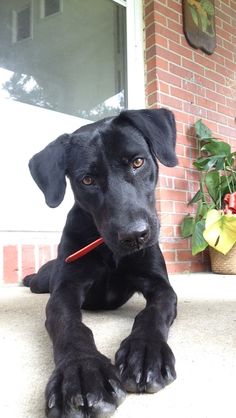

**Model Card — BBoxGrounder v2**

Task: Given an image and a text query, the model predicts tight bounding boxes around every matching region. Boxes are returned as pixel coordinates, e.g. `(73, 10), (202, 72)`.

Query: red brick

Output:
(169, 41), (193, 60)
(173, 110), (195, 126)
(163, 251), (176, 262)
(166, 0), (182, 14)
(194, 75), (215, 91)
(224, 59), (235, 74)
(190, 261), (211, 272)
(182, 58), (205, 76)
(147, 11), (167, 28)
(4, 246), (18, 283)
(173, 178), (189, 190)
(215, 45), (233, 61)
(159, 176), (173, 188)
(174, 201), (193, 214)
(160, 93), (183, 110)
(169, 63), (193, 80)
(207, 110), (229, 125)
(196, 96), (217, 112)
(146, 80), (158, 95)
(172, 213), (190, 225)
(159, 213), (173, 225)
(215, 63), (232, 79)
(153, 2), (178, 21)
(157, 68), (182, 87)
(218, 125), (236, 139)
(155, 46), (181, 65)
(160, 226), (174, 238)
(170, 86), (195, 103)
(183, 102), (207, 118)
(160, 189), (187, 202)
(167, 19), (182, 34)
(147, 91), (159, 106)
(146, 68), (158, 84)
(177, 250), (196, 262)
(146, 56), (158, 72)
(162, 240), (190, 250)
(206, 90), (226, 105)
(195, 53), (217, 69)
(158, 200), (174, 213)
(217, 104), (235, 118)
(158, 81), (170, 94)
(39, 245), (52, 268)
(166, 262), (191, 274)
(146, 45), (158, 61)
(22, 245), (35, 279)
(217, 26), (232, 42)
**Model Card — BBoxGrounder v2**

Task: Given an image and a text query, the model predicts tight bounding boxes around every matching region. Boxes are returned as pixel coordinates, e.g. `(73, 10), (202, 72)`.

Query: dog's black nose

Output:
(118, 224), (150, 250)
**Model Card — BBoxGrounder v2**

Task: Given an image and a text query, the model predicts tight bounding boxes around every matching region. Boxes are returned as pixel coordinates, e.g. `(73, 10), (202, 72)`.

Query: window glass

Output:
(44, 0), (61, 17)
(0, 0), (127, 231)
(0, 0), (127, 121)
(15, 6), (31, 41)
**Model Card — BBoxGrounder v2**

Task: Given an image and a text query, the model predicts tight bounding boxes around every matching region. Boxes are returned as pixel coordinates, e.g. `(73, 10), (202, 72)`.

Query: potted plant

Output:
(181, 119), (236, 274)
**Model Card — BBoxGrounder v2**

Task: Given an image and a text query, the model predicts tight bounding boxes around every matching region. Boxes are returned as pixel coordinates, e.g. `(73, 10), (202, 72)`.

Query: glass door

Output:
(0, 0), (130, 231)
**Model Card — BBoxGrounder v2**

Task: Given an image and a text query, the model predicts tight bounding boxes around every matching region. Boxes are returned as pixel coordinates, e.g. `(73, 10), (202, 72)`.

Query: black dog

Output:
(23, 108), (178, 418)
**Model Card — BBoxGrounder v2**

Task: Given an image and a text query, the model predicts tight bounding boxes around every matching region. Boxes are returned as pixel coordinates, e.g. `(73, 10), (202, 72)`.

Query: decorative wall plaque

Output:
(183, 0), (216, 55)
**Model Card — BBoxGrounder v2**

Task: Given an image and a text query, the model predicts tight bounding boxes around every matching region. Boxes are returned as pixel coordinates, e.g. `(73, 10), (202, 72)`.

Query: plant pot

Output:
(209, 245), (236, 274)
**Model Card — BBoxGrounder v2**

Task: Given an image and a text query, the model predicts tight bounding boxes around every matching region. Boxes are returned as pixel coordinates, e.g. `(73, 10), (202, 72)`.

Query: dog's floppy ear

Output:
(29, 134), (69, 208)
(118, 108), (178, 167)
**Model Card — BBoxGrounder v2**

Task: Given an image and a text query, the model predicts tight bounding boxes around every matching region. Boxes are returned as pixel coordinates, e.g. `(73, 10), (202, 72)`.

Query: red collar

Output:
(65, 237), (104, 263)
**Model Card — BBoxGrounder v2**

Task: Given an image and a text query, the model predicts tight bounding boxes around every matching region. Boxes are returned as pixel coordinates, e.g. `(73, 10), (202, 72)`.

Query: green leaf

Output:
(203, 209), (236, 254)
(201, 141), (231, 158)
(193, 157), (211, 171)
(188, 189), (202, 205)
(194, 120), (212, 140)
(205, 171), (220, 203)
(192, 219), (208, 255)
(181, 215), (195, 238)
(218, 175), (234, 199)
(193, 155), (223, 171)
(196, 201), (210, 220)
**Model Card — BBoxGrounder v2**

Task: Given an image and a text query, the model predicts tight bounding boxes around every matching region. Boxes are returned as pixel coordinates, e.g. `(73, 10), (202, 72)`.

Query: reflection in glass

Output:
(0, 0), (127, 120)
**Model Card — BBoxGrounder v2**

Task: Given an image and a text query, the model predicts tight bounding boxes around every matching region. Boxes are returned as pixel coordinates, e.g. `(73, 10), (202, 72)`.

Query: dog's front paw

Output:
(45, 354), (126, 418)
(115, 335), (176, 393)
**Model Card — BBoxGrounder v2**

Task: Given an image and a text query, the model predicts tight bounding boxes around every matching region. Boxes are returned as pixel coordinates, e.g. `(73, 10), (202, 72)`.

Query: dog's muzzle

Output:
(118, 222), (150, 251)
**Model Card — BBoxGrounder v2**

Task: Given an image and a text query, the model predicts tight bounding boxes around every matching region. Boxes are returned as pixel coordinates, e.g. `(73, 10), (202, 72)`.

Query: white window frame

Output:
(113, 0), (145, 109)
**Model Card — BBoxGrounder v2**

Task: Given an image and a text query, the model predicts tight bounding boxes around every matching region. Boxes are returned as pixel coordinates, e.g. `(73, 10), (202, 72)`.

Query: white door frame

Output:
(113, 0), (145, 109)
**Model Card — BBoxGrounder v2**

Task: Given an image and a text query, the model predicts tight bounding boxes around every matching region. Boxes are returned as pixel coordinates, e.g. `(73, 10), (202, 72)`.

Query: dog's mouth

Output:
(105, 222), (159, 260)
(65, 224), (158, 263)
(92, 214), (159, 259)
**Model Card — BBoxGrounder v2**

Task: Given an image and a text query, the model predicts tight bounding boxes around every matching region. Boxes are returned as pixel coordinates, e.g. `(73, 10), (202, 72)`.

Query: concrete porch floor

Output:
(1, 273), (236, 418)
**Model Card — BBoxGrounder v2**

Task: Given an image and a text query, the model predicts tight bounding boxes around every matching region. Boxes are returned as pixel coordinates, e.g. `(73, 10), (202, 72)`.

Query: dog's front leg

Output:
(115, 268), (177, 394)
(45, 277), (125, 418)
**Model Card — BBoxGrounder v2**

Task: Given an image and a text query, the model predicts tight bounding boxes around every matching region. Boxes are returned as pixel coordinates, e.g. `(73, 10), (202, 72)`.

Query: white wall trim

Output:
(126, 0), (145, 109)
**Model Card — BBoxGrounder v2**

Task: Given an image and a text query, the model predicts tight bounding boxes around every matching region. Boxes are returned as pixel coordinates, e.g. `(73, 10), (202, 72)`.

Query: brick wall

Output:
(0, 234), (58, 285)
(144, 0), (236, 273)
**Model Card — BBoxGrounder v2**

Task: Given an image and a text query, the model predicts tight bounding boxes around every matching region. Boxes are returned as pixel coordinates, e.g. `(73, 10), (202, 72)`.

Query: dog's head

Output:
(29, 109), (177, 258)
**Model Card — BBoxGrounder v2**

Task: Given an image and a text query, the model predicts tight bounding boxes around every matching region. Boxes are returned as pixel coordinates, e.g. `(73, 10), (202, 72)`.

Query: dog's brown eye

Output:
(132, 158), (144, 169)
(82, 176), (94, 186)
